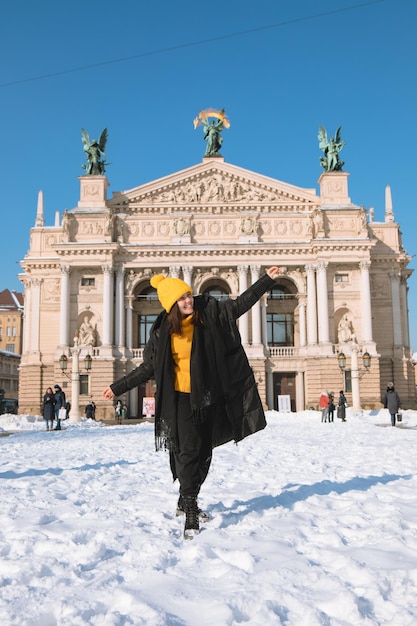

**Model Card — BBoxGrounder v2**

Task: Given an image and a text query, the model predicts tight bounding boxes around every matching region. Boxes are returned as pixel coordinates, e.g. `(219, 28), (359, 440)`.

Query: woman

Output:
(337, 390), (347, 422)
(103, 267), (280, 539)
(115, 399), (123, 424)
(384, 382), (401, 427)
(43, 387), (56, 431)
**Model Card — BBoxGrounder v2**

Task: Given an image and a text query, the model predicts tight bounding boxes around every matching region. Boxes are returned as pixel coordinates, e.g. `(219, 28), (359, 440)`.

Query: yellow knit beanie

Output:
(150, 274), (192, 313)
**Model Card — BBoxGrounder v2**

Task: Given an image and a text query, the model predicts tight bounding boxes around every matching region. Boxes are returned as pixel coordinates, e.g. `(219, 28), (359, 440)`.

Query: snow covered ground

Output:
(1, 408), (417, 626)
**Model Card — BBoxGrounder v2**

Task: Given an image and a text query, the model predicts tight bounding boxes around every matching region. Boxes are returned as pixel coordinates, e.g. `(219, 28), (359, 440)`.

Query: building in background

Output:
(0, 289), (23, 403)
(18, 156), (415, 418)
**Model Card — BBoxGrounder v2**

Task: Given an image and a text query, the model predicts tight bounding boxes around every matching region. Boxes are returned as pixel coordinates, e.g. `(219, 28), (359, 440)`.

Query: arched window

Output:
(202, 283), (230, 301)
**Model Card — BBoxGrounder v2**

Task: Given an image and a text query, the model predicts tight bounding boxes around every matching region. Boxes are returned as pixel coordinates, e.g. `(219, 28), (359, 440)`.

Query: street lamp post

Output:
(338, 337), (371, 413)
(59, 336), (93, 423)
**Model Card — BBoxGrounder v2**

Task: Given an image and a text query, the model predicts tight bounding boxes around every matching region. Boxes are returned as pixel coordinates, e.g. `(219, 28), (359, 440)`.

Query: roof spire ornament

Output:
(194, 108), (230, 158)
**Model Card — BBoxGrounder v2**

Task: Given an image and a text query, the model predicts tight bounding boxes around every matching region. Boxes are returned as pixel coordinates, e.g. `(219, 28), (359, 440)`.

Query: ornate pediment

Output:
(108, 160), (319, 212)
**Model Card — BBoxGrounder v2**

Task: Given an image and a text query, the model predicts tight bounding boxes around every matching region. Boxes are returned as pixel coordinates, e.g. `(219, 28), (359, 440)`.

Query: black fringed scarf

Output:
(154, 301), (230, 451)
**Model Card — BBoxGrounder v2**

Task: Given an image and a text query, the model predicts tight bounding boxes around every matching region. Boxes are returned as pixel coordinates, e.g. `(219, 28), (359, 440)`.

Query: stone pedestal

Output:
(78, 176), (109, 210)
(318, 171), (350, 205)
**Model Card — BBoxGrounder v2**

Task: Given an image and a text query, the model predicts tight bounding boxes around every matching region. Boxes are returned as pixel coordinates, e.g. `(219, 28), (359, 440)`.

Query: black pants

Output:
(170, 392), (213, 498)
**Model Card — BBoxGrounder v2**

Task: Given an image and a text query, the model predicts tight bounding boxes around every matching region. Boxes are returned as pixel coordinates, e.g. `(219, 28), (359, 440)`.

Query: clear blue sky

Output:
(1, 0), (416, 349)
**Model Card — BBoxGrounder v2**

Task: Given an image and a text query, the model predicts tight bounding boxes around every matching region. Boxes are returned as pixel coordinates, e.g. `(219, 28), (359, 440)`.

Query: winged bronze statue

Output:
(81, 128), (108, 175)
(318, 125), (345, 172)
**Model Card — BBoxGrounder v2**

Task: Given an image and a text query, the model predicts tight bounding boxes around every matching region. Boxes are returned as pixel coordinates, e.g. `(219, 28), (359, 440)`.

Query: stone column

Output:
(305, 264), (317, 345)
(115, 267), (125, 347)
(250, 265), (262, 344)
(298, 296), (307, 348)
(238, 265), (249, 345)
(266, 369), (274, 410)
(59, 265), (70, 348)
(182, 266), (193, 289)
(169, 265), (181, 278)
(359, 260), (373, 343)
(296, 371), (305, 411)
(260, 294), (268, 346)
(390, 271), (402, 347)
(102, 265), (114, 346)
(316, 260), (330, 344)
(126, 296), (134, 350)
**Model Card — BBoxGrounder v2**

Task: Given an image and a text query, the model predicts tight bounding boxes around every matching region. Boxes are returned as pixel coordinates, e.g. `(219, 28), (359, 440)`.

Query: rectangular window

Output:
(139, 315), (157, 347)
(81, 277), (95, 286)
(266, 313), (294, 346)
(12, 327), (16, 337)
(80, 374), (89, 396)
(6, 344), (15, 353)
(344, 370), (352, 393)
(6, 327), (11, 337)
(335, 274), (349, 283)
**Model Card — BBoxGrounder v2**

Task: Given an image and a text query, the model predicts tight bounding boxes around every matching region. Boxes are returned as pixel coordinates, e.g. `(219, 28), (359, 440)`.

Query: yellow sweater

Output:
(171, 315), (194, 392)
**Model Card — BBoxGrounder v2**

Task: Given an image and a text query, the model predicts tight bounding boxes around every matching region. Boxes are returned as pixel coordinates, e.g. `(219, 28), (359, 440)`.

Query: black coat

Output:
(384, 388), (401, 414)
(111, 273), (275, 449)
(43, 393), (55, 420)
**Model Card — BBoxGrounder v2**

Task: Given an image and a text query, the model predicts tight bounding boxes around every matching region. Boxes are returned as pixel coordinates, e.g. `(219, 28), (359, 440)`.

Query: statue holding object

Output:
(318, 126), (345, 172)
(81, 128), (109, 175)
(194, 108), (230, 157)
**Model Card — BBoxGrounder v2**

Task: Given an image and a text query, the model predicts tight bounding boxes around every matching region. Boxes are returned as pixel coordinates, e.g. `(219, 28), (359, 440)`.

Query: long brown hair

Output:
(167, 301), (203, 335)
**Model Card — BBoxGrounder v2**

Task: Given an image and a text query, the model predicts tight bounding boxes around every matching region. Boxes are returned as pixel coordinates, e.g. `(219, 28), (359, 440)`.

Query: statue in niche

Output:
(194, 108), (230, 157)
(318, 126), (345, 172)
(81, 128), (109, 175)
(78, 316), (96, 346)
(313, 210), (324, 236)
(337, 313), (353, 343)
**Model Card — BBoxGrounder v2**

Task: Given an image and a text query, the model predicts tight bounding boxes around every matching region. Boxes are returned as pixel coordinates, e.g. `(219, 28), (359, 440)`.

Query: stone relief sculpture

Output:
(337, 313), (353, 343)
(61, 210), (74, 240)
(240, 216), (256, 236)
(81, 128), (109, 175)
(78, 316), (96, 346)
(173, 217), (190, 237)
(318, 126), (345, 172)
(194, 108), (230, 157)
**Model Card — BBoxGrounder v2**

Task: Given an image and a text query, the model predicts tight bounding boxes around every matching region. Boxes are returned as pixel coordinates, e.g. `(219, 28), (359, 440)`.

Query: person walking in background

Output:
(337, 390), (347, 422)
(384, 382), (401, 427)
(42, 387), (55, 431)
(122, 403), (128, 420)
(115, 400), (123, 424)
(103, 267), (280, 539)
(53, 384), (66, 430)
(85, 399), (96, 420)
(328, 392), (335, 423)
(320, 390), (330, 423)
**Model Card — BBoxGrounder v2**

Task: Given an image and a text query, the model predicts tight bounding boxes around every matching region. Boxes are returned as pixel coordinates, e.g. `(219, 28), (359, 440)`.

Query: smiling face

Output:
(176, 292), (194, 317)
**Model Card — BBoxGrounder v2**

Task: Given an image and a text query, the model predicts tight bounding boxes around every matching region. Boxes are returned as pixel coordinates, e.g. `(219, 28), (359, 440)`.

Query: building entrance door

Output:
(273, 372), (296, 411)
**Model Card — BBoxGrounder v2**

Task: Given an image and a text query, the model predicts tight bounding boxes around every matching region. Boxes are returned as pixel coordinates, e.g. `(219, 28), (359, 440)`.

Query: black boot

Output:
(176, 496), (211, 522)
(183, 496), (199, 540)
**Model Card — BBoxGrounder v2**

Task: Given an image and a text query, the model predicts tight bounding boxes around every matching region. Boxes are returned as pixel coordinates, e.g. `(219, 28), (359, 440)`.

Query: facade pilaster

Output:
(59, 265), (71, 348)
(359, 260), (373, 343)
(238, 265), (249, 345)
(22, 279), (31, 354)
(115, 267), (125, 347)
(102, 264), (114, 346)
(400, 276), (410, 350)
(30, 278), (42, 354)
(390, 271), (402, 347)
(305, 264), (317, 345)
(250, 265), (262, 344)
(316, 260), (330, 344)
(296, 371), (305, 411)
